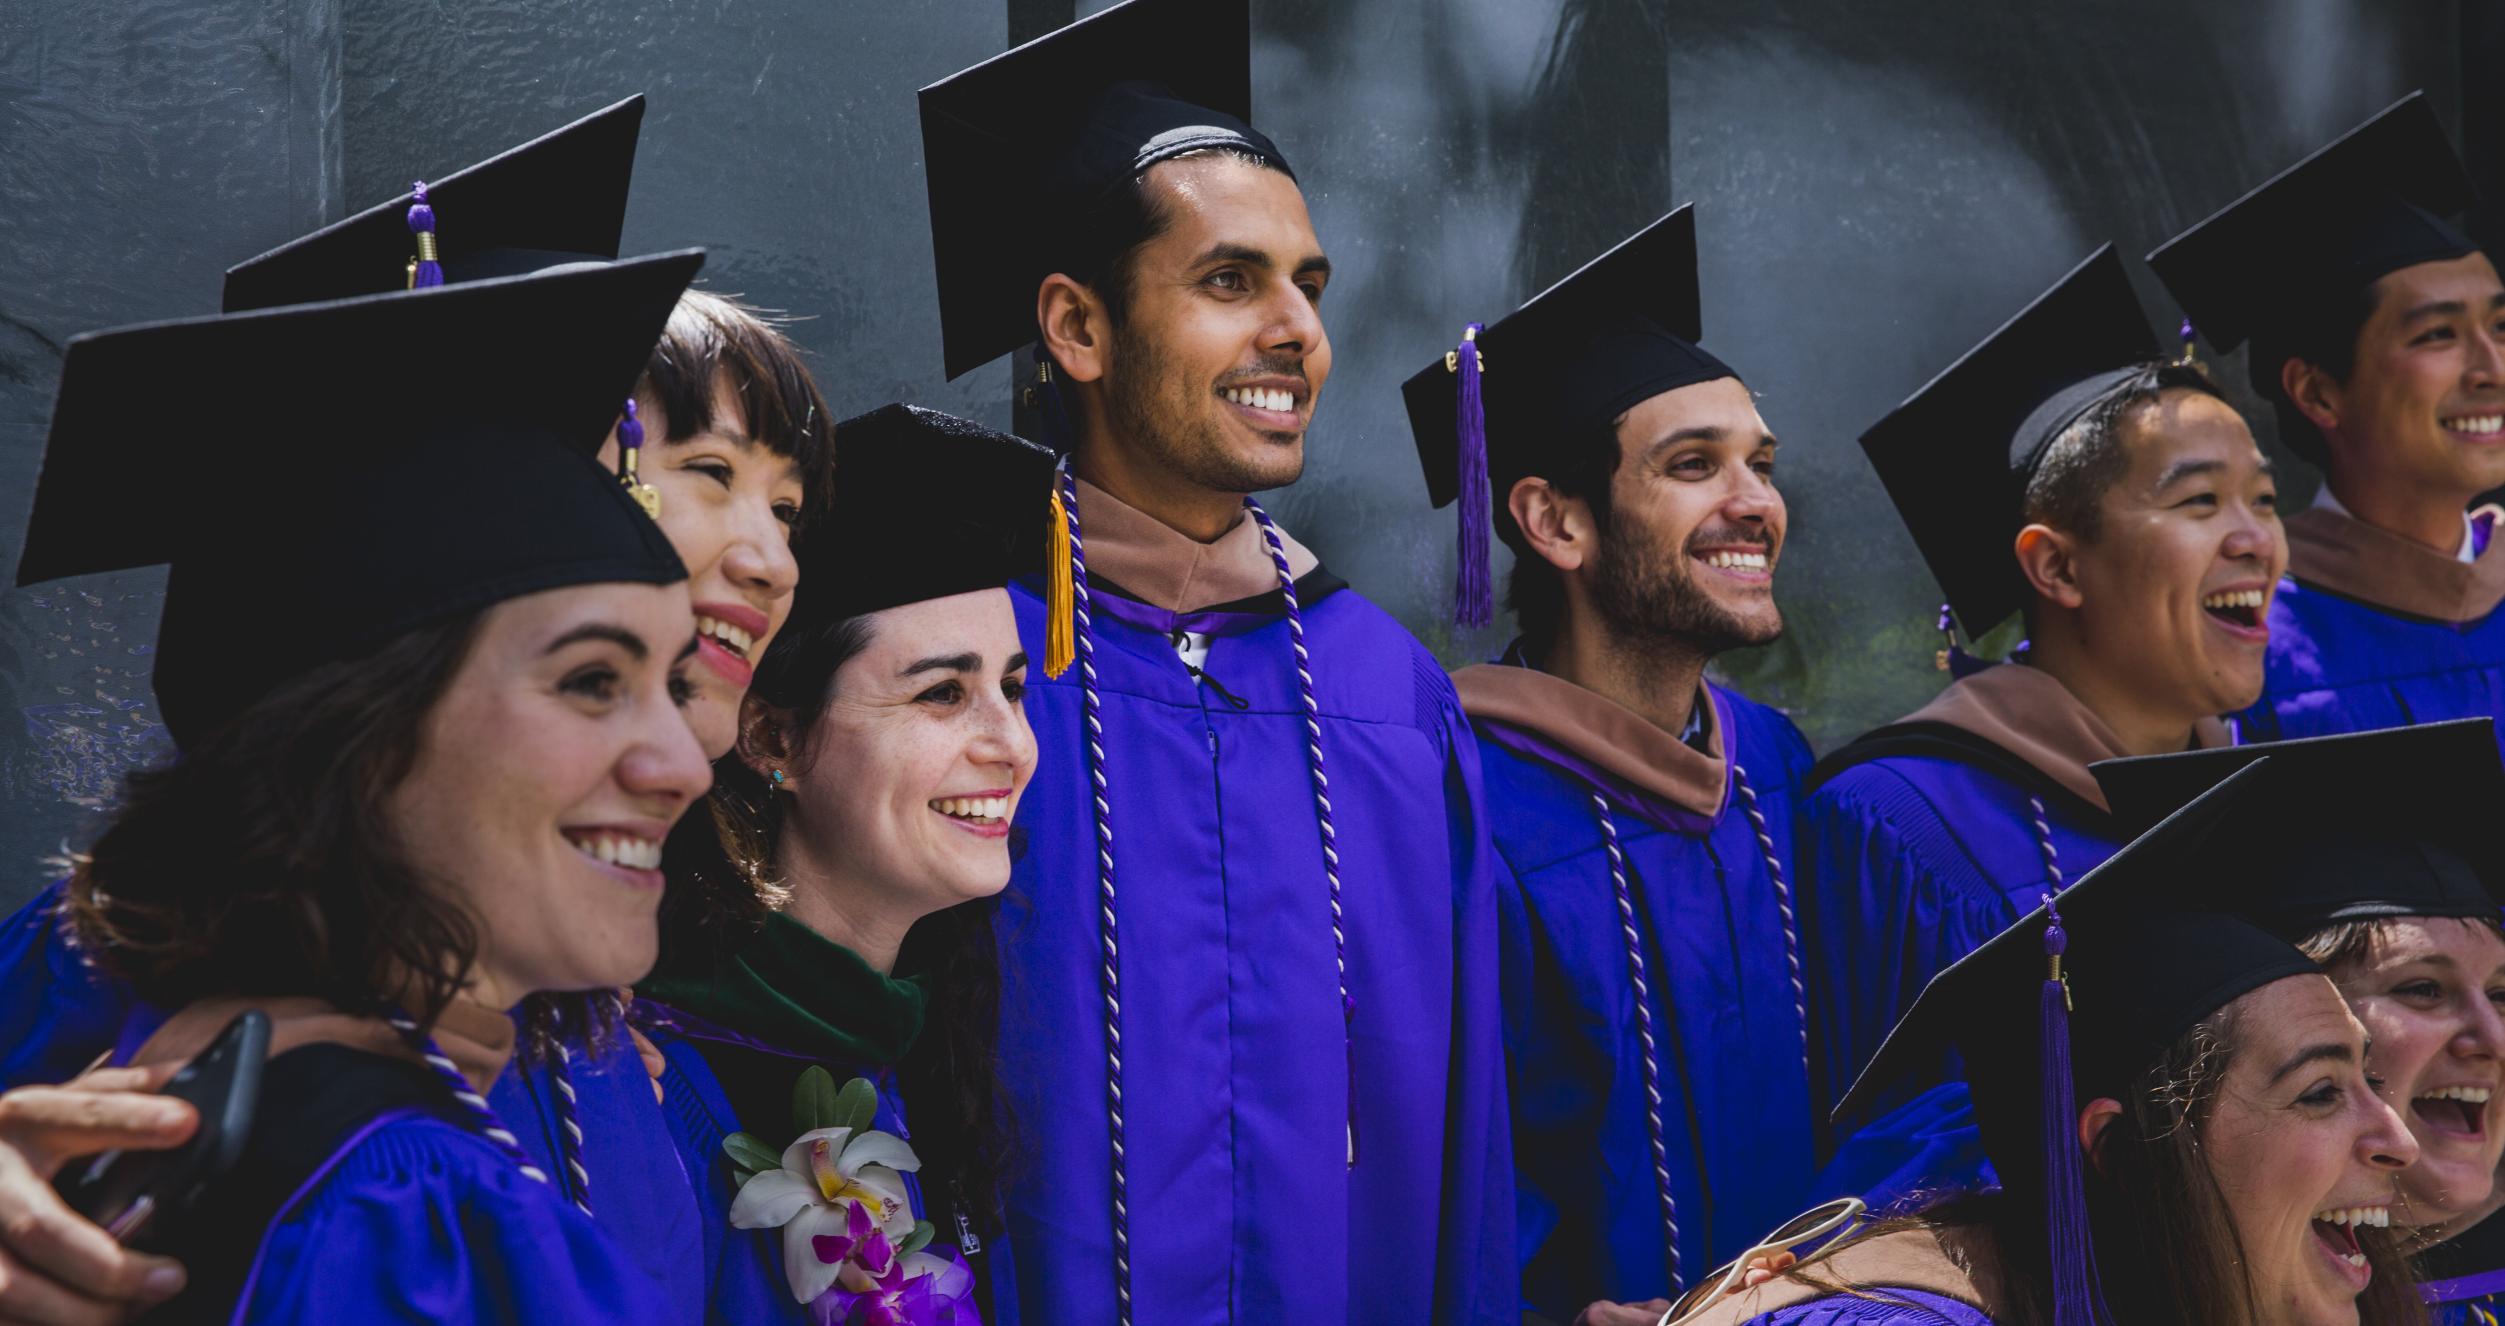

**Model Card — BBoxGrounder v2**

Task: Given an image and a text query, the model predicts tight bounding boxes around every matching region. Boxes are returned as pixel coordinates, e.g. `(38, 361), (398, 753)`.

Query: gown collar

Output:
(1452, 644), (1731, 821)
(1901, 662), (2229, 812)
(638, 913), (928, 1068)
(127, 992), (516, 1094)
(2284, 501), (2505, 623)
(1072, 477), (1318, 613)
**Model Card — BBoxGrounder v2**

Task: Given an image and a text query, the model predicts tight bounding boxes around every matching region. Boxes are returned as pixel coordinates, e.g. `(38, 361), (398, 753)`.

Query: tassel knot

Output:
(406, 181), (444, 289)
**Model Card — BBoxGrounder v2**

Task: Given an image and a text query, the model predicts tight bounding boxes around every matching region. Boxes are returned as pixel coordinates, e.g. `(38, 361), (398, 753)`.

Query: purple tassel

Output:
(407, 181), (444, 289)
(619, 397), (645, 453)
(1453, 323), (1492, 628)
(2039, 894), (2111, 1326)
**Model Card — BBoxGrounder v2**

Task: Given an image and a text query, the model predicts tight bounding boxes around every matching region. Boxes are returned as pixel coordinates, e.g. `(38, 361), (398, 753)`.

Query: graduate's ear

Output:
(2281, 355), (2345, 438)
(1037, 273), (1111, 386)
(1509, 474), (1595, 575)
(2077, 1097), (2124, 1176)
(2015, 522), (2086, 611)
(736, 695), (805, 786)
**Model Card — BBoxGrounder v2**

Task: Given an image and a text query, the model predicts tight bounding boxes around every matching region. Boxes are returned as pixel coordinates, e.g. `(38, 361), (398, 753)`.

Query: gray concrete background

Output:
(0, 1), (2487, 910)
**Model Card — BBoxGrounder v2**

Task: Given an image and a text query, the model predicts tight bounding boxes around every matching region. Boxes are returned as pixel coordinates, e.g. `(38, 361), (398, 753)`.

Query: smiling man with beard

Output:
(1403, 208), (1818, 1326)
(1802, 247), (2284, 1210)
(2150, 94), (2505, 765)
(916, 1), (1512, 1323)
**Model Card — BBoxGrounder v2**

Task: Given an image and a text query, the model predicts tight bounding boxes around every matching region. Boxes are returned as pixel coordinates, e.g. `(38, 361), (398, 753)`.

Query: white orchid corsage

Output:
(724, 1068), (975, 1323)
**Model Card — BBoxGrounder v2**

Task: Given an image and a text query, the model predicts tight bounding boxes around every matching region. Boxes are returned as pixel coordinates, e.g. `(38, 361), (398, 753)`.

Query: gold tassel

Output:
(1045, 483), (1075, 679)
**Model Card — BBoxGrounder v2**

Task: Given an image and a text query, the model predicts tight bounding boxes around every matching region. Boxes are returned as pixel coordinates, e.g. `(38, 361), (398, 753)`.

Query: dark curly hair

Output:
(64, 610), (617, 1052)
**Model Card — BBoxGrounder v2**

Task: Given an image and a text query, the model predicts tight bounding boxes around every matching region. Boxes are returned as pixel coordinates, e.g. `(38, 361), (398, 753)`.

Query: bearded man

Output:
(1403, 208), (1817, 1326)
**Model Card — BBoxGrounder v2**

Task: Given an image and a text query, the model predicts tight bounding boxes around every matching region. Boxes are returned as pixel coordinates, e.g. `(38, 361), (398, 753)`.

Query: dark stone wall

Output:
(1, 0), (340, 905)
(0, 0), (2489, 908)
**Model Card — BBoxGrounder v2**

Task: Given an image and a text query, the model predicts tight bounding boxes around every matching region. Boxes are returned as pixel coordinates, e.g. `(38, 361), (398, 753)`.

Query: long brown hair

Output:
(64, 610), (618, 1051)
(1793, 1004), (2424, 1326)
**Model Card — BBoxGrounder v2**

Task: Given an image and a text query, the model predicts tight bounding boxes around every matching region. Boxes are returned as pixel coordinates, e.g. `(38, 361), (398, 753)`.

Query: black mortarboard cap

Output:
(2091, 718), (2505, 939)
(791, 404), (1059, 624)
(222, 96), (646, 313)
(2148, 92), (2478, 360)
(19, 251), (702, 745)
(1839, 758), (2321, 1320)
(1859, 246), (2161, 638)
(918, 0), (1293, 379)
(1400, 207), (1734, 626)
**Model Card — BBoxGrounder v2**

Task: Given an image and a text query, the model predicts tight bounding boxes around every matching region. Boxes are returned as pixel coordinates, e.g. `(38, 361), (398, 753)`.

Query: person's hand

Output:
(1733, 1250), (1797, 1290)
(1572, 1299), (1673, 1326)
(0, 1065), (196, 1323)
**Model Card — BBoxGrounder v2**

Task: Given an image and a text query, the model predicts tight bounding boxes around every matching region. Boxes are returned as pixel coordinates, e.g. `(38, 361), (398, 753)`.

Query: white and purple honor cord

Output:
(1244, 496), (1359, 1170)
(384, 1010), (591, 1217)
(1056, 459), (1133, 1326)
(1588, 793), (1684, 1291)
(1585, 759), (1811, 1290)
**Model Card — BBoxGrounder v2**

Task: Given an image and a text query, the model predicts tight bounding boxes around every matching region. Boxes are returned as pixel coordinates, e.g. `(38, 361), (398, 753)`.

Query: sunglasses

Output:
(1658, 1196), (1868, 1326)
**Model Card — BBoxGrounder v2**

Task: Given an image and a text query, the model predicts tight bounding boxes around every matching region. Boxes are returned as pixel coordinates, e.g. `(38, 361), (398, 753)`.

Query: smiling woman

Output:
(1686, 756), (2425, 1326)
(597, 289), (837, 761)
(15, 253), (719, 1324)
(637, 404), (1055, 1324)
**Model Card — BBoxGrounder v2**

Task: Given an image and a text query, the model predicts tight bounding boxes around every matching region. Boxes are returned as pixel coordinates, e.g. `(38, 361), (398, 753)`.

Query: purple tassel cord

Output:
(406, 182), (444, 289)
(2038, 896), (2110, 1326)
(1452, 324), (1493, 628)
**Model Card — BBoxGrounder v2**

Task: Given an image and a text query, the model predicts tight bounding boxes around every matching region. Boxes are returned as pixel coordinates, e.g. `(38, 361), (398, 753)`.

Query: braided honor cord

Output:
(1244, 497), (1358, 1168)
(2027, 795), (2065, 890)
(1728, 764), (1811, 1083)
(383, 1011), (551, 1189)
(1589, 792), (1684, 1290)
(1055, 460), (1133, 1325)
(548, 1008), (593, 1215)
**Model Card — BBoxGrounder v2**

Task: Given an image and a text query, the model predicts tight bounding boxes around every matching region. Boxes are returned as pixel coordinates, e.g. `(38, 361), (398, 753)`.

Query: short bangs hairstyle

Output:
(639, 289), (837, 523)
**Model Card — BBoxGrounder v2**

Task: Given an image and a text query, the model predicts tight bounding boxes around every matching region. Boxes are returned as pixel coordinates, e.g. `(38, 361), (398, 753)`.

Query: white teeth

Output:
(2312, 1205), (2392, 1229)
(1224, 387), (1296, 414)
(569, 833), (661, 870)
(1701, 550), (1770, 571)
(2422, 1085), (2495, 1104)
(696, 615), (754, 658)
(931, 796), (1009, 822)
(2201, 589), (2267, 611)
(2443, 414), (2504, 435)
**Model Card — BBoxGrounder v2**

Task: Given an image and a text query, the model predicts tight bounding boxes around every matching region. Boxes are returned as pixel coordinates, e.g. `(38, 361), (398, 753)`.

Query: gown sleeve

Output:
(1432, 701), (1522, 1326)
(0, 879), (142, 1088)
(235, 1116), (681, 1326)
(1798, 767), (2016, 1123)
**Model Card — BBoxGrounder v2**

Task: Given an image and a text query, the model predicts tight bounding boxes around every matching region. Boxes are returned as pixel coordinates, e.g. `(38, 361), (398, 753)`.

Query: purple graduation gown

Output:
(1731, 1288), (1994, 1325)
(2238, 507), (2505, 758)
(0, 882), (704, 1321)
(1470, 671), (1818, 1313)
(201, 1047), (681, 1326)
(996, 568), (1513, 1325)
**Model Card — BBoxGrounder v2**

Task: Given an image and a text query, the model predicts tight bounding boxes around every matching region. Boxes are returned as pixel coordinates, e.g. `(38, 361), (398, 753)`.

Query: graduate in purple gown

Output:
(1688, 757), (2425, 1326)
(635, 405), (1051, 1326)
(0, 100), (847, 1322)
(25, 253), (713, 1322)
(915, 2), (1511, 1320)
(2149, 93), (2505, 759)
(1399, 207), (1816, 1322)
(2092, 720), (2505, 1326)
(1801, 248), (2285, 1200)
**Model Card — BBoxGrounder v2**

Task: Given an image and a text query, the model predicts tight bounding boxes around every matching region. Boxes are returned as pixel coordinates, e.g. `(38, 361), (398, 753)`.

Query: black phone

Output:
(56, 1009), (270, 1243)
